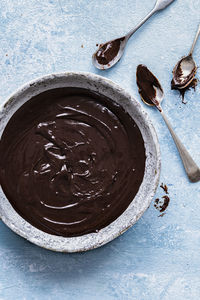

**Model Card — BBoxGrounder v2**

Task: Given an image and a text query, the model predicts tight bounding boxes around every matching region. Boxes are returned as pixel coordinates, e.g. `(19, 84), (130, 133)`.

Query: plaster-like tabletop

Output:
(0, 0), (200, 299)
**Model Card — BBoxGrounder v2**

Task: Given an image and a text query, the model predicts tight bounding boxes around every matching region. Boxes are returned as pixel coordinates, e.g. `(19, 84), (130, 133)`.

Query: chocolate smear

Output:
(160, 183), (169, 194)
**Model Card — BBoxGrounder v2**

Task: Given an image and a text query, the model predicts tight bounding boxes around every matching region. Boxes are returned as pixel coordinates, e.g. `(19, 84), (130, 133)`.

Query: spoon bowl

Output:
(171, 55), (197, 90)
(92, 37), (127, 70)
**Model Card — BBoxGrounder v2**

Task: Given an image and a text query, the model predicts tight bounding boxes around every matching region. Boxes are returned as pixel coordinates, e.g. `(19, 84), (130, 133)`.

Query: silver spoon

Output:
(171, 23), (200, 90)
(92, 0), (176, 70)
(136, 64), (200, 183)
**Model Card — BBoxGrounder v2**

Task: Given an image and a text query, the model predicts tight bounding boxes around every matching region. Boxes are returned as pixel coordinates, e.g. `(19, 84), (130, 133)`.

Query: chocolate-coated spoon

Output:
(92, 0), (176, 70)
(136, 65), (200, 183)
(171, 23), (200, 90)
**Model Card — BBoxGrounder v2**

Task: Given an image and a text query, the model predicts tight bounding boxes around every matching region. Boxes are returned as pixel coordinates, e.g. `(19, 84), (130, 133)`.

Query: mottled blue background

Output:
(0, 0), (200, 299)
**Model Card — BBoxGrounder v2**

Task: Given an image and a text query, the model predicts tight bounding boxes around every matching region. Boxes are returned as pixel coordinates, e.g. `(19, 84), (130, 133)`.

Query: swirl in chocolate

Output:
(0, 88), (146, 237)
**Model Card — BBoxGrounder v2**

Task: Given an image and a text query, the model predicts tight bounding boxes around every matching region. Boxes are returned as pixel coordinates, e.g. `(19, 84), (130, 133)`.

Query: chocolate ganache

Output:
(0, 88), (146, 237)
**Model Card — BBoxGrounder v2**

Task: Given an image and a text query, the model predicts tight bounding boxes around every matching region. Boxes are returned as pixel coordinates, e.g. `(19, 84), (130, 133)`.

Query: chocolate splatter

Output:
(160, 196), (170, 212)
(154, 183), (170, 216)
(154, 198), (159, 206)
(160, 183), (169, 194)
(158, 213), (166, 218)
(154, 196), (170, 213)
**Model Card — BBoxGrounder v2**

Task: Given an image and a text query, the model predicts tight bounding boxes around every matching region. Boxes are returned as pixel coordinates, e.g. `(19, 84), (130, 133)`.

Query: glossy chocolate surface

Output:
(136, 64), (163, 107)
(95, 38), (125, 65)
(0, 88), (146, 237)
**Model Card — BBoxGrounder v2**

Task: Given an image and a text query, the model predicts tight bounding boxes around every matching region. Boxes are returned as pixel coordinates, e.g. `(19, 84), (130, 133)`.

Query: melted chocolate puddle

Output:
(160, 183), (168, 194)
(95, 37), (125, 65)
(0, 88), (146, 237)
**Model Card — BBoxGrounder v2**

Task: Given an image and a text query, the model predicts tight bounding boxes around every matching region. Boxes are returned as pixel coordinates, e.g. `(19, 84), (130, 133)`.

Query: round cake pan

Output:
(0, 72), (161, 252)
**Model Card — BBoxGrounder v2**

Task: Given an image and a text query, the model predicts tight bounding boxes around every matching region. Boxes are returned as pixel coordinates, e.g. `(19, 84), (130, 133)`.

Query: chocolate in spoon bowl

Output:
(95, 37), (125, 66)
(171, 56), (197, 90)
(136, 64), (163, 108)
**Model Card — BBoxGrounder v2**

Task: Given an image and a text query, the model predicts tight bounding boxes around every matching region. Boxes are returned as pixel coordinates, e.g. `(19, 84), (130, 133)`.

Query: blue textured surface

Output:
(0, 0), (200, 299)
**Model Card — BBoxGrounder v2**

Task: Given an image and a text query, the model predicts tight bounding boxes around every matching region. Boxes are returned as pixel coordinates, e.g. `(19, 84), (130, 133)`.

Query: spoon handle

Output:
(189, 23), (200, 56)
(160, 110), (200, 182)
(126, 9), (155, 39)
(126, 0), (175, 39)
